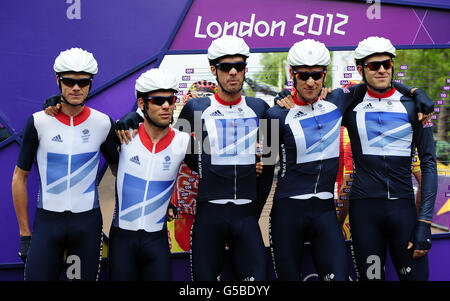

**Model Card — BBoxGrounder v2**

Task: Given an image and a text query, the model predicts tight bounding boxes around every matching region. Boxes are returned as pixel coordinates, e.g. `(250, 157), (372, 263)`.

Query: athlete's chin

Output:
(66, 98), (85, 105)
(369, 79), (391, 91)
(156, 120), (171, 127)
(299, 93), (317, 103)
(224, 85), (243, 94)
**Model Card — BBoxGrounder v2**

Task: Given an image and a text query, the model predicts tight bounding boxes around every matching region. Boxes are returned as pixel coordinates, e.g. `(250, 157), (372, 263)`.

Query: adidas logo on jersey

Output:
(52, 134), (63, 143)
(129, 155), (141, 165)
(293, 111), (306, 118)
(363, 103), (374, 110)
(210, 110), (224, 116)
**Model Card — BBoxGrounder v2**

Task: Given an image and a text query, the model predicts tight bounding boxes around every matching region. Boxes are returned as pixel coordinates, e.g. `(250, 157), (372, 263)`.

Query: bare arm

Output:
(12, 166), (32, 237)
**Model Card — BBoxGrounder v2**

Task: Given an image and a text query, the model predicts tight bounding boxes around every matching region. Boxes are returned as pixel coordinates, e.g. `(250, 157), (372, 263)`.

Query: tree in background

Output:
(394, 48), (450, 163)
(255, 52), (333, 92)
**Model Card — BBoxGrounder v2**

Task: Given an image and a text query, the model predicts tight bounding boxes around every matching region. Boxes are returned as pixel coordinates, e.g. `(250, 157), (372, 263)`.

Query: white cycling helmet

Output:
(287, 39), (330, 67)
(354, 36), (396, 60)
(53, 48), (98, 75)
(207, 35), (250, 61)
(135, 68), (178, 97)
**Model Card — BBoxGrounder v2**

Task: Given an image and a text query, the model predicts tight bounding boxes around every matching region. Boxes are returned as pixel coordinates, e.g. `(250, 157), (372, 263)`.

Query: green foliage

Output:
(394, 48), (449, 163)
(255, 52), (288, 90)
(256, 51), (333, 90)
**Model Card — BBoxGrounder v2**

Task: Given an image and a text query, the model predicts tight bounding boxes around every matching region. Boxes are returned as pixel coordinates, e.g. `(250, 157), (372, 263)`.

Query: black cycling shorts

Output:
(269, 197), (349, 281)
(190, 202), (267, 281)
(25, 208), (103, 281)
(349, 197), (429, 281)
(108, 225), (171, 281)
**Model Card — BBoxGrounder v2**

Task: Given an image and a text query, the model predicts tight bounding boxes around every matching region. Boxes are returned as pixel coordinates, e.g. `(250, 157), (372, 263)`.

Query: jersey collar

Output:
(138, 123), (175, 153)
(367, 88), (396, 99)
(54, 106), (91, 126)
(214, 93), (242, 106)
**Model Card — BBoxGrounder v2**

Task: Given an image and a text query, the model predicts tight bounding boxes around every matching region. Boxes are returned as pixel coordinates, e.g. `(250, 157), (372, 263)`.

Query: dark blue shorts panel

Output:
(25, 208), (103, 281)
(269, 197), (349, 281)
(190, 202), (267, 281)
(108, 226), (171, 281)
(349, 198), (429, 281)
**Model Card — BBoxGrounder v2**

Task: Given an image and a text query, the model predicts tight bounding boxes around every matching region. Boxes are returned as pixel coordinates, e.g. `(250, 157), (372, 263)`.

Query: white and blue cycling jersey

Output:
(343, 88), (437, 221)
(175, 94), (273, 206)
(267, 85), (365, 201)
(17, 106), (119, 213)
(113, 124), (190, 232)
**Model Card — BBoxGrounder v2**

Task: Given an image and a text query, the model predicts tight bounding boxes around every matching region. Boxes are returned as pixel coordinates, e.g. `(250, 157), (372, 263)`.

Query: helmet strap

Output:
(292, 70), (325, 101)
(57, 75), (92, 107)
(215, 73), (245, 96)
(361, 67), (394, 95)
(142, 101), (169, 129)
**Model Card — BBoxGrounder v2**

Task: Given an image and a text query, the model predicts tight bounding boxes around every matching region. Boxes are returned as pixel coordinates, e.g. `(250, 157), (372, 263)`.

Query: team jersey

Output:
(267, 85), (365, 201)
(342, 88), (438, 221)
(175, 93), (273, 205)
(17, 106), (118, 213)
(113, 124), (190, 232)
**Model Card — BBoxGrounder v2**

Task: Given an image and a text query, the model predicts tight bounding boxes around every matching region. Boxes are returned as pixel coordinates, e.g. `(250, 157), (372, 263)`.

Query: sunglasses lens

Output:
(295, 71), (324, 81)
(146, 96), (176, 105)
(60, 77), (91, 87)
(217, 62), (246, 72)
(366, 60), (392, 71)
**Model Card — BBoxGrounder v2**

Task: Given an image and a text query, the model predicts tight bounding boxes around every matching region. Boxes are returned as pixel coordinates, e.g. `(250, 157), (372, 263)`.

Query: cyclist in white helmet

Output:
(266, 39), (366, 281)
(12, 48), (119, 280)
(344, 36), (437, 281)
(271, 38), (435, 281)
(114, 36), (274, 281)
(108, 68), (196, 280)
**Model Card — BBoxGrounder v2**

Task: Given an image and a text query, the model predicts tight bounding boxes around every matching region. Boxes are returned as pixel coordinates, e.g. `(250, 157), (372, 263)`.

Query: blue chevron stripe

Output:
(369, 126), (412, 148)
(46, 153), (68, 185)
(144, 182), (175, 215)
(365, 112), (409, 140)
(120, 207), (143, 222)
(47, 180), (68, 194)
(121, 173), (147, 211)
(84, 179), (96, 193)
(146, 180), (175, 200)
(70, 153), (99, 187)
(71, 152), (98, 174)
(156, 214), (166, 225)
(307, 125), (341, 154)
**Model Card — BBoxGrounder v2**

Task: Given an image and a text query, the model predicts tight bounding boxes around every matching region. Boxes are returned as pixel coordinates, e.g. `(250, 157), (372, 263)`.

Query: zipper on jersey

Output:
(378, 98), (390, 199)
(68, 116), (74, 211)
(140, 143), (156, 229)
(233, 121), (237, 199)
(311, 103), (323, 194)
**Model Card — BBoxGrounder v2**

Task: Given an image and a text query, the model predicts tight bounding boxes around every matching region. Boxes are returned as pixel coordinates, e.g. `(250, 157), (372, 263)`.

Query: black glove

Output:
(410, 221), (432, 251)
(413, 88), (434, 115)
(43, 94), (62, 110)
(168, 202), (178, 219)
(115, 111), (143, 131)
(273, 89), (291, 106)
(18, 235), (31, 263)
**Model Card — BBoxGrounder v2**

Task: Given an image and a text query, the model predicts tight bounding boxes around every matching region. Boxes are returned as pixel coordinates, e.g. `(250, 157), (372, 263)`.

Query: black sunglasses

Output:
(293, 70), (326, 81)
(215, 61), (247, 73)
(143, 96), (177, 106)
(59, 76), (92, 88)
(363, 59), (393, 71)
